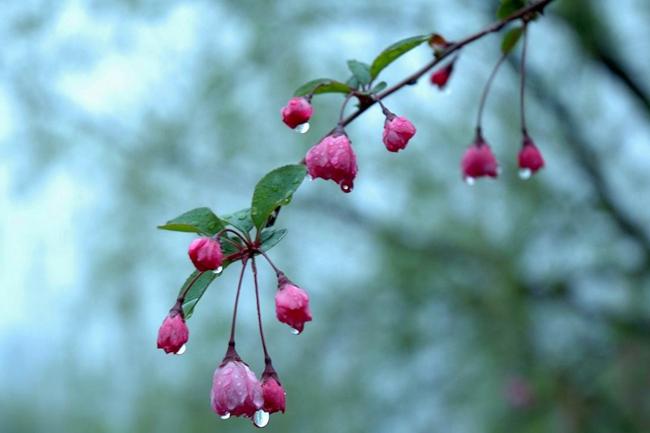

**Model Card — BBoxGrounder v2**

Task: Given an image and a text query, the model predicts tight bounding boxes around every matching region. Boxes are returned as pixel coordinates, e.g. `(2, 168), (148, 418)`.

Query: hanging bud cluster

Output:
(157, 227), (311, 427)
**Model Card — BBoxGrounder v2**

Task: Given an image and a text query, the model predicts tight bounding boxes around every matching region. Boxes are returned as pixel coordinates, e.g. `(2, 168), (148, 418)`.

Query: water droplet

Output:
(294, 123), (310, 134)
(443, 86), (453, 96)
(213, 266), (223, 275)
(290, 328), (300, 335)
(175, 344), (187, 355)
(518, 168), (532, 180)
(464, 177), (475, 186)
(220, 412), (231, 420)
(254, 410), (269, 428)
(340, 182), (353, 193)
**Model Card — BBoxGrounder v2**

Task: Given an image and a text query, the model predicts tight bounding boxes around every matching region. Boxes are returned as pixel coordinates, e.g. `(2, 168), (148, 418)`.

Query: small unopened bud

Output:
(261, 375), (286, 414)
(518, 135), (545, 176)
(281, 97), (313, 129)
(275, 274), (312, 334)
(430, 61), (455, 89)
(211, 357), (263, 419)
(188, 237), (223, 272)
(461, 135), (499, 182)
(156, 310), (189, 354)
(382, 115), (416, 152)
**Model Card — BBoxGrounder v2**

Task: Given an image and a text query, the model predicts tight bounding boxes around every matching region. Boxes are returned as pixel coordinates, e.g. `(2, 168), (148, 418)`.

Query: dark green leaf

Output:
(251, 164), (307, 229)
(293, 79), (352, 97)
(370, 34), (430, 79)
(496, 0), (526, 19)
(158, 207), (225, 235)
(370, 81), (388, 94)
(346, 60), (372, 86)
(222, 208), (254, 234)
(501, 26), (524, 54)
(259, 228), (288, 252)
(179, 270), (219, 319)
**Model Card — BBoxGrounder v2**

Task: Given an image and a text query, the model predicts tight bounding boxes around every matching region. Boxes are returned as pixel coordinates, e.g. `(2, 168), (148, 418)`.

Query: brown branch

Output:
(331, 0), (555, 133)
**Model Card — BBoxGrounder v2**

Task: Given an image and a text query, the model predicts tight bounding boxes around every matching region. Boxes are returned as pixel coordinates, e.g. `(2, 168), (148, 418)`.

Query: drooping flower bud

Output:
(275, 274), (312, 334)
(261, 375), (286, 414)
(157, 310), (189, 354)
(517, 135), (545, 179)
(305, 130), (358, 192)
(461, 135), (499, 183)
(188, 237), (223, 272)
(211, 355), (263, 419)
(383, 115), (416, 152)
(281, 97), (313, 129)
(430, 61), (455, 89)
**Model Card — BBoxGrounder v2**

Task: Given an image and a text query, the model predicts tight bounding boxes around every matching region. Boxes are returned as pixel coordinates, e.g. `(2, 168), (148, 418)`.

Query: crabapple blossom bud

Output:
(430, 62), (454, 89)
(211, 359), (263, 418)
(261, 376), (286, 414)
(156, 310), (189, 354)
(281, 97), (313, 129)
(188, 237), (223, 272)
(383, 115), (416, 152)
(275, 275), (312, 334)
(518, 135), (545, 176)
(461, 136), (499, 182)
(305, 131), (358, 192)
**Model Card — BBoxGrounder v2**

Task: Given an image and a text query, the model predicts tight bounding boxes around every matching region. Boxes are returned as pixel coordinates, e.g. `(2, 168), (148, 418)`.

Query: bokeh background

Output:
(2, 1), (650, 432)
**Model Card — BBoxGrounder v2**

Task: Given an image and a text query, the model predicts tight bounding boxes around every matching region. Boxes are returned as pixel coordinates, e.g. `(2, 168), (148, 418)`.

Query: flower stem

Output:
(251, 256), (271, 364)
(475, 53), (508, 134)
(228, 258), (249, 346)
(519, 23), (529, 136)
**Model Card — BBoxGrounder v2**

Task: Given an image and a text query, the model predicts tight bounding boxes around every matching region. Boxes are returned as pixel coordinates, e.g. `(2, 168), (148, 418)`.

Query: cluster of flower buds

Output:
(157, 232), (312, 427)
(281, 96), (417, 193)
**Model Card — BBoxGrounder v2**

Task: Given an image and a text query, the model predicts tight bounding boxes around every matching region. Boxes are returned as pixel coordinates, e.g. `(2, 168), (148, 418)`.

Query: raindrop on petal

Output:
(175, 344), (187, 355)
(294, 123), (310, 134)
(213, 266), (224, 275)
(464, 177), (475, 186)
(220, 412), (231, 420)
(518, 168), (532, 180)
(290, 328), (300, 335)
(254, 410), (270, 428)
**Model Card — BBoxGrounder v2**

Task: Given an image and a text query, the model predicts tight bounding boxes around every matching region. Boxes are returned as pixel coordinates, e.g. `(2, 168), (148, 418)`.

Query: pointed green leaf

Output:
(259, 228), (288, 252)
(293, 79), (352, 97)
(347, 60), (372, 86)
(178, 270), (219, 319)
(158, 207), (225, 235)
(251, 164), (307, 229)
(501, 26), (524, 54)
(370, 81), (388, 94)
(370, 34), (431, 79)
(222, 208), (254, 234)
(346, 75), (360, 90)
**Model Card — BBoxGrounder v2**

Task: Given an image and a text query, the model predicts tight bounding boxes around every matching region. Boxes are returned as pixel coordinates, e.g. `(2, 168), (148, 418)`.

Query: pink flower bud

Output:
(461, 136), (499, 182)
(518, 135), (545, 176)
(261, 376), (286, 414)
(305, 131), (358, 193)
(383, 115), (416, 152)
(157, 311), (189, 354)
(281, 97), (313, 129)
(430, 62), (454, 89)
(211, 359), (263, 418)
(188, 237), (223, 272)
(275, 277), (312, 334)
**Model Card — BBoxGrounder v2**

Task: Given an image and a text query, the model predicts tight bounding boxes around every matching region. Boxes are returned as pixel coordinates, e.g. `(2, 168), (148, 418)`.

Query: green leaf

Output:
(158, 207), (225, 235)
(251, 164), (307, 229)
(222, 208), (254, 234)
(501, 26), (524, 54)
(496, 0), (526, 19)
(346, 60), (372, 86)
(179, 270), (220, 319)
(259, 228), (288, 252)
(370, 81), (388, 94)
(346, 75), (359, 90)
(293, 79), (352, 97)
(370, 34), (431, 79)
